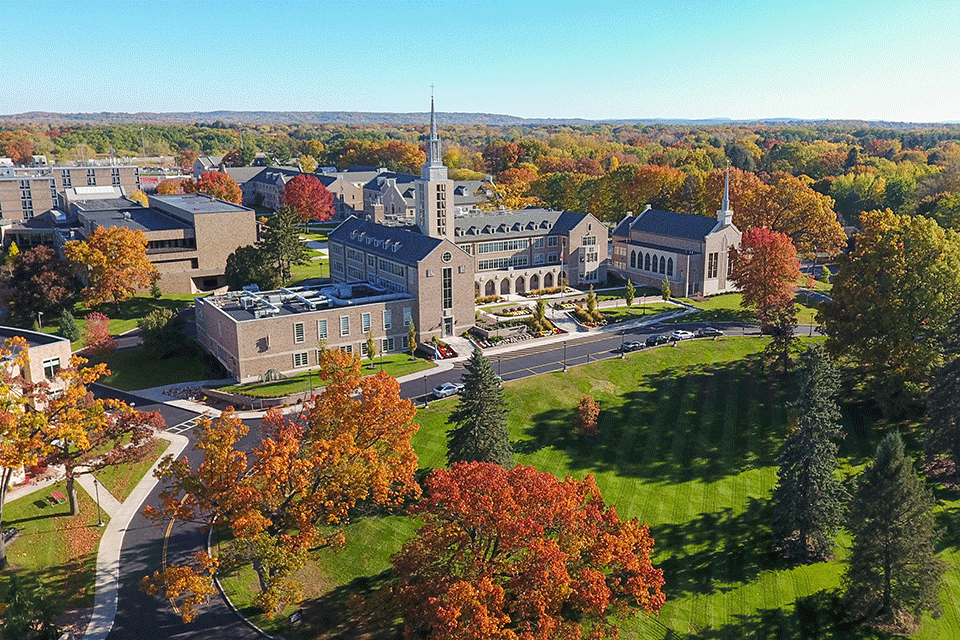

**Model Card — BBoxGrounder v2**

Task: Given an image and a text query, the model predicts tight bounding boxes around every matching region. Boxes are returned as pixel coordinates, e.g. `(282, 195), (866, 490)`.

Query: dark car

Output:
(646, 334), (669, 346)
(697, 326), (724, 337)
(621, 340), (644, 352)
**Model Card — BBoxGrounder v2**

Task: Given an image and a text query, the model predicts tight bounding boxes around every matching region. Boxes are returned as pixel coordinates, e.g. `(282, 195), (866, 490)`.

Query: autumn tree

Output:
(730, 227), (801, 370)
(407, 319), (417, 359)
(4, 138), (35, 165)
(224, 244), (280, 291)
(625, 278), (635, 306)
(365, 330), (377, 367)
(575, 394), (600, 438)
(845, 432), (945, 633)
(256, 206), (310, 284)
(64, 225), (160, 309)
(156, 178), (184, 195)
(771, 345), (845, 562)
(392, 462), (666, 640)
(82, 312), (116, 355)
(175, 148), (199, 172)
(279, 173), (334, 222)
(143, 350), (420, 616)
(129, 189), (149, 206)
(925, 307), (960, 478)
(182, 171), (242, 204)
(298, 154), (318, 174)
(1, 245), (77, 326)
(447, 348), (513, 468)
(820, 209), (960, 416)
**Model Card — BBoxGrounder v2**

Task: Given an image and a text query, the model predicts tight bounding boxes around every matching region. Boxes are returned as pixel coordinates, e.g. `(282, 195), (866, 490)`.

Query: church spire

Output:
(717, 163), (734, 227)
(426, 92), (443, 169)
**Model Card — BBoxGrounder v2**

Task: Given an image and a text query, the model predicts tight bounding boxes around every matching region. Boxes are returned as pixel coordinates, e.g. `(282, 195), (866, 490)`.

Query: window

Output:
(339, 344), (353, 354)
(534, 237), (544, 248)
(582, 235), (596, 246)
(548, 236), (558, 247)
(293, 352), (309, 368)
(361, 312), (371, 332)
(478, 256), (528, 270)
(667, 257), (674, 277)
(294, 322), (305, 344)
(442, 267), (453, 310)
(367, 254), (375, 267)
(548, 252), (558, 263)
(382, 337), (395, 353)
(441, 251), (452, 262)
(382, 309), (392, 330)
(727, 252), (734, 278)
(42, 357), (61, 379)
(534, 253), (544, 265)
(630, 250), (636, 268)
(360, 341), (369, 357)
(340, 315), (350, 336)
(659, 256), (666, 274)
(645, 253), (651, 271)
(378, 258), (405, 277)
(707, 252), (719, 278)
(403, 307), (412, 327)
(477, 238), (530, 254)
(401, 335), (409, 349)
(317, 319), (327, 340)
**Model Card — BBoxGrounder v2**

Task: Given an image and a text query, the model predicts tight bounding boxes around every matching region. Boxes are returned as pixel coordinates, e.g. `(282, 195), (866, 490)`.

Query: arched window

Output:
(659, 256), (666, 274)
(644, 253), (651, 271)
(630, 250), (636, 269)
(667, 257), (674, 276)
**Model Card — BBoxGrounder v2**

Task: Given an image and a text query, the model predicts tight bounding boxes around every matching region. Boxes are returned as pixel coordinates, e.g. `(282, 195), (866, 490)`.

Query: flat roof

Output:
(82, 207), (192, 233)
(151, 193), (250, 214)
(0, 326), (71, 349)
(203, 283), (414, 322)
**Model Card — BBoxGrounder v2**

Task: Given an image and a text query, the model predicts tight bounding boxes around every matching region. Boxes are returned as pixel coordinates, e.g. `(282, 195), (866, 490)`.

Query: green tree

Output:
(661, 278), (671, 301)
(138, 308), (186, 358)
(256, 206), (310, 284)
(771, 345), (845, 562)
(1, 574), (60, 640)
(365, 330), (377, 368)
(446, 348), (513, 468)
(407, 320), (417, 359)
(225, 245), (280, 291)
(587, 284), (597, 314)
(820, 209), (960, 416)
(58, 309), (81, 342)
(625, 278), (635, 307)
(845, 432), (945, 632)
(925, 308), (960, 477)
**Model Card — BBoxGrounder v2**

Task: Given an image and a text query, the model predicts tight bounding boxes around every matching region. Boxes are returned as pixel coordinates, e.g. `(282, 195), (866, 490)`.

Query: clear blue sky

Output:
(2, 0), (958, 122)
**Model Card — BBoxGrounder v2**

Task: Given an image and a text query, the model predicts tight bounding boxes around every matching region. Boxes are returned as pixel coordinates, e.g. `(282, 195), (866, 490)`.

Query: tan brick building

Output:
(0, 164), (140, 222)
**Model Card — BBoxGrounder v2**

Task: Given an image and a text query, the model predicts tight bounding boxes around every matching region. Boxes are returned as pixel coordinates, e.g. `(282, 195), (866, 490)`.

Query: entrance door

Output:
(443, 317), (454, 337)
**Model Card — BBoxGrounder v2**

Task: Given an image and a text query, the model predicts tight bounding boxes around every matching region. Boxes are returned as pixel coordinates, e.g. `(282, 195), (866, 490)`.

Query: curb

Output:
(209, 528), (284, 640)
(83, 431), (190, 640)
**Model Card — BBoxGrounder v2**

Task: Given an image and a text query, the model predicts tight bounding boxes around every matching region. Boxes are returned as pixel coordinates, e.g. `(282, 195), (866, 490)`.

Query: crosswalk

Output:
(166, 417), (203, 435)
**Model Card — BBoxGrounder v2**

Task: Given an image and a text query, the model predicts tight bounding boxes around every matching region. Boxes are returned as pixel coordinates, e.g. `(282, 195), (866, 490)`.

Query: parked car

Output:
(432, 382), (464, 398)
(621, 340), (644, 352)
(646, 334), (669, 346)
(697, 326), (724, 337)
(669, 329), (696, 341)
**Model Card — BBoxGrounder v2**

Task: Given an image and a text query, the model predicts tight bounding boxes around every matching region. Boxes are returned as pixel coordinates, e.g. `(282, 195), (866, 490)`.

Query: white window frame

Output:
(293, 352), (309, 367)
(294, 322), (305, 344)
(361, 312), (371, 333)
(340, 315), (350, 337)
(317, 319), (327, 340)
(383, 309), (392, 330)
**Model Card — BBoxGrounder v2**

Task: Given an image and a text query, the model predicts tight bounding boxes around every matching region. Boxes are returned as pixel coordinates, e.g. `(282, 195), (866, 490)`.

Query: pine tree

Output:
(625, 279), (635, 307)
(845, 432), (945, 632)
(925, 308), (960, 479)
(771, 344), (845, 562)
(446, 348), (513, 468)
(58, 309), (82, 342)
(257, 205), (310, 283)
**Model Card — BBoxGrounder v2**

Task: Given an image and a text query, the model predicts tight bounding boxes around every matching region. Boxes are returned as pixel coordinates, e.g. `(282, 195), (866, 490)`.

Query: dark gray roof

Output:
(0, 326), (70, 349)
(80, 207), (192, 233)
(151, 194), (249, 214)
(453, 208), (588, 239)
(611, 216), (632, 238)
(329, 217), (443, 265)
(362, 172), (417, 191)
(222, 167), (266, 184)
(74, 197), (140, 211)
(625, 209), (717, 241)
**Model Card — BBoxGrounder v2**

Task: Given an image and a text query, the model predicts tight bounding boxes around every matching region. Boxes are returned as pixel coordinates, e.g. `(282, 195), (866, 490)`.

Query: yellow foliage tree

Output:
(64, 225), (160, 308)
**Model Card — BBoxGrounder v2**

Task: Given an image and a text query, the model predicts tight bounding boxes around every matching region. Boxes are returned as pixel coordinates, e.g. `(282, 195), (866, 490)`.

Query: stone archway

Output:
(500, 278), (511, 295)
(530, 273), (540, 291)
(544, 272), (554, 288)
(485, 280), (496, 296)
(515, 275), (525, 294)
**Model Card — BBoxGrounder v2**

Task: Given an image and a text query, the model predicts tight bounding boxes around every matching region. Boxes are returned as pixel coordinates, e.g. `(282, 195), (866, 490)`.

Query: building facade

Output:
(0, 164), (140, 222)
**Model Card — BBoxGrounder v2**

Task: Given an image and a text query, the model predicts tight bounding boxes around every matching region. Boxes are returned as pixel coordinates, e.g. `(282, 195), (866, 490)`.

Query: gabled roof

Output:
(328, 216), (444, 266)
(453, 208), (592, 239)
(625, 209), (718, 241)
(222, 167), (266, 184)
(362, 172), (417, 191)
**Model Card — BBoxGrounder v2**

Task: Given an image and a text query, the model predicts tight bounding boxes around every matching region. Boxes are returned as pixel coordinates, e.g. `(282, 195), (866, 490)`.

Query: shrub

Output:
(58, 310), (82, 342)
(82, 312), (116, 355)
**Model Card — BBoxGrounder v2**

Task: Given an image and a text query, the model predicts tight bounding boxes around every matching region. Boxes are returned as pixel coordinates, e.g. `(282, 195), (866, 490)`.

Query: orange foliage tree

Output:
(143, 350), (421, 616)
(280, 173), (334, 222)
(182, 171), (242, 204)
(575, 394), (600, 438)
(64, 225), (160, 308)
(156, 178), (184, 194)
(392, 462), (665, 640)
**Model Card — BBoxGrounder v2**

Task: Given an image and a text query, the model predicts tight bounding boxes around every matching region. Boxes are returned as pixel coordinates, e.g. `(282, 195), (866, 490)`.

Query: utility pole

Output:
(140, 127), (146, 159)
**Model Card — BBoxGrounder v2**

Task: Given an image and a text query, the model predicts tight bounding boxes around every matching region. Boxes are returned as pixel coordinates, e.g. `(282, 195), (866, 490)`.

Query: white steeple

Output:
(421, 93), (448, 181)
(417, 91), (454, 240)
(716, 164), (734, 227)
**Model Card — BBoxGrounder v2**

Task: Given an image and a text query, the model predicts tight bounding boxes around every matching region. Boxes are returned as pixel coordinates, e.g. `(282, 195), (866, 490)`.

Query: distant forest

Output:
(3, 116), (959, 239)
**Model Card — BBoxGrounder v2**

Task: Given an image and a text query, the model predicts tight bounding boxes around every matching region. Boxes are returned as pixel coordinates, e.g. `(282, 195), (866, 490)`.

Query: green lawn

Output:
(217, 354), (437, 398)
(668, 292), (821, 327)
(289, 258), (330, 284)
(300, 232), (329, 243)
(86, 343), (224, 391)
(600, 302), (676, 322)
(94, 438), (170, 502)
(596, 286), (661, 301)
(223, 336), (960, 639)
(38, 295), (197, 347)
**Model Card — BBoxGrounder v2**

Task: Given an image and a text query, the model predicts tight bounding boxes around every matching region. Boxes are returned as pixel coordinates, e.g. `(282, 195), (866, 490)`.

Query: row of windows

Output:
(630, 250), (675, 277)
(378, 258), (405, 277)
(477, 238), (530, 254)
(291, 336), (410, 369)
(295, 309), (410, 343)
(582, 235), (597, 246)
(478, 255), (529, 271)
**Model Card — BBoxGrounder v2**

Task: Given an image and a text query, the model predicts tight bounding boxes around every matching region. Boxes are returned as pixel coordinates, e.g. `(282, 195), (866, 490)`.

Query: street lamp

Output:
(93, 478), (104, 527)
(620, 330), (625, 359)
(423, 372), (429, 407)
(37, 311), (43, 329)
(498, 355), (501, 377)
(563, 339), (567, 373)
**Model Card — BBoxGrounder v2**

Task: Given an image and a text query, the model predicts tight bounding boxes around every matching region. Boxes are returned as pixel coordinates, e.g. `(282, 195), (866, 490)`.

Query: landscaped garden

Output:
(219, 335), (960, 639)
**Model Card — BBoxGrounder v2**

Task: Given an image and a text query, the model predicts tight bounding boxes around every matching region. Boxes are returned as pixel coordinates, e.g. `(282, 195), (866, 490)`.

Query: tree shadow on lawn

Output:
(651, 496), (777, 599)
(518, 356), (788, 485)
(292, 569), (401, 640)
(672, 589), (894, 640)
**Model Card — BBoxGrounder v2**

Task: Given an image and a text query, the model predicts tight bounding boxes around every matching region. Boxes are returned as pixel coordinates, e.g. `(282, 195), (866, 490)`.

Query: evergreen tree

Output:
(771, 344), (845, 562)
(407, 319), (417, 359)
(446, 348), (513, 468)
(58, 309), (82, 342)
(845, 432), (945, 632)
(257, 205), (310, 284)
(625, 278), (635, 307)
(925, 308), (960, 478)
(661, 278), (671, 301)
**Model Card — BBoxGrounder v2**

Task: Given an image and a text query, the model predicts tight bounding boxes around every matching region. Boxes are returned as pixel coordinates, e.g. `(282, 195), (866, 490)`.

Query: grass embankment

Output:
(669, 292), (821, 327)
(94, 438), (170, 502)
(600, 302), (677, 322)
(217, 355), (437, 398)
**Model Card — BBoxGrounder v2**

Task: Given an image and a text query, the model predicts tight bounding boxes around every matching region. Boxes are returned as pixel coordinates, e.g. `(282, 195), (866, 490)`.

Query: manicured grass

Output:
(86, 343), (223, 391)
(218, 354), (437, 398)
(93, 438), (170, 502)
(1, 481), (108, 614)
(596, 286), (661, 301)
(668, 292), (820, 327)
(289, 258), (330, 284)
(300, 232), (328, 243)
(600, 302), (676, 322)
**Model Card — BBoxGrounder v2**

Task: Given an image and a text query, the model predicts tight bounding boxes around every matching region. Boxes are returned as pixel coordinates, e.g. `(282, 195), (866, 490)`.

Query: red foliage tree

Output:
(4, 138), (35, 165)
(82, 312), (116, 355)
(182, 171), (242, 204)
(575, 394), (600, 438)
(730, 227), (801, 325)
(280, 174), (334, 222)
(392, 462), (665, 640)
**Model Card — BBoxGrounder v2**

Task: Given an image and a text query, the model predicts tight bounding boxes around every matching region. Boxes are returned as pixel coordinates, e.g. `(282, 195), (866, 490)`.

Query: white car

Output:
(669, 329), (695, 341)
(432, 382), (464, 398)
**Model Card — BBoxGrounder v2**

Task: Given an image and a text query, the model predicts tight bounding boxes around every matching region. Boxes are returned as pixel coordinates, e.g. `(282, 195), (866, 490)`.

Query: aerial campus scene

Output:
(1, 1), (960, 639)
